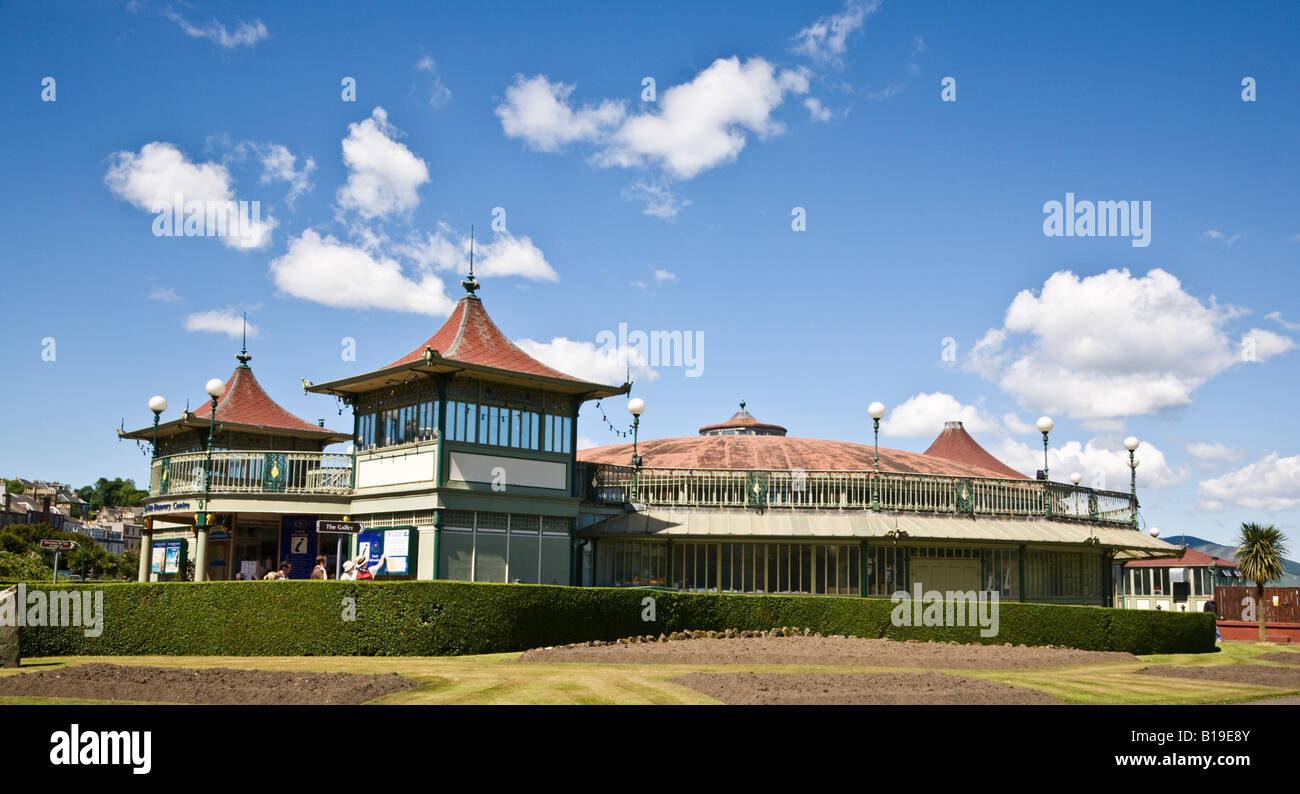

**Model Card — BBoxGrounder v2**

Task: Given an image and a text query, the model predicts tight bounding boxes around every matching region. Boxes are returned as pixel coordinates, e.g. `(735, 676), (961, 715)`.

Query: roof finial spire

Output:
(236, 311), (252, 367)
(739, 399), (746, 412)
(461, 225), (480, 297)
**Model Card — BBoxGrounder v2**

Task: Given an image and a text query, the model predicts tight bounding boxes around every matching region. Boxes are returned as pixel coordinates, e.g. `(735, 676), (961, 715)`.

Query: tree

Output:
(75, 477), (148, 512)
(1234, 522), (1289, 643)
(4, 479), (24, 494)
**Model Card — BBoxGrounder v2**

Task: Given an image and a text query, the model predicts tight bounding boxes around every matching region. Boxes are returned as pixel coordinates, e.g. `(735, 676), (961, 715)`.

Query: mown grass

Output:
(4, 641), (1298, 706)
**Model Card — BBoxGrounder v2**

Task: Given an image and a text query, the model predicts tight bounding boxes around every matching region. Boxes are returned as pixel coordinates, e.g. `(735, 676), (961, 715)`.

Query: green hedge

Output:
(10, 581), (1216, 657)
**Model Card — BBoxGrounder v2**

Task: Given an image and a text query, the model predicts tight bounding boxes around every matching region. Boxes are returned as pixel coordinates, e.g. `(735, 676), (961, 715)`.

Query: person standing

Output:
(311, 555), (328, 580)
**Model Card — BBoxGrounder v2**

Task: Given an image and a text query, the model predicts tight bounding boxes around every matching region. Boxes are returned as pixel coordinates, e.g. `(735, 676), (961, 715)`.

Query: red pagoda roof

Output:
(923, 421), (1027, 480)
(193, 365), (336, 436)
(388, 295), (583, 382)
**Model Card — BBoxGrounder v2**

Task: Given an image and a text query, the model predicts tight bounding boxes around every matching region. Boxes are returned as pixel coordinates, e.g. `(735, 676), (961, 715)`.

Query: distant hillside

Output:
(1170, 534), (1300, 586)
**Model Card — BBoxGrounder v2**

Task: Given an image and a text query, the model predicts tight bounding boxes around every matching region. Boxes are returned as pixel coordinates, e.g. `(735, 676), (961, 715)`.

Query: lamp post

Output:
(868, 401), (886, 511)
(140, 395), (167, 583)
(1036, 416), (1054, 516)
(1125, 435), (1140, 528)
(628, 398), (645, 502)
(195, 377), (224, 582)
(1070, 471), (1082, 518)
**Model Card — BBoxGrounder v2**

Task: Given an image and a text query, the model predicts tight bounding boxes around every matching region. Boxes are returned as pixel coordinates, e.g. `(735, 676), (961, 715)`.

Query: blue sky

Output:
(1, 1), (1297, 546)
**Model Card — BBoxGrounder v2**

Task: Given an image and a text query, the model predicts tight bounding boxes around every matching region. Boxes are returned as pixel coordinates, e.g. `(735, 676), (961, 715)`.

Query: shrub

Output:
(14, 581), (1216, 657)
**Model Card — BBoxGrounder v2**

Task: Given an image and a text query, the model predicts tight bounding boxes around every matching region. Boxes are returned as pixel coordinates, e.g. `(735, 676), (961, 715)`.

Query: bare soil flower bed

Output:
(519, 634), (1137, 669)
(1255, 651), (1300, 665)
(1137, 664), (1300, 688)
(670, 671), (1061, 705)
(0, 663), (418, 705)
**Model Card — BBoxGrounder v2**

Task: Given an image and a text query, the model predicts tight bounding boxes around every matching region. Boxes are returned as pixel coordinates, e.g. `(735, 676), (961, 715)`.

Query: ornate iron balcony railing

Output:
(149, 451), (353, 497)
(576, 462), (1136, 525)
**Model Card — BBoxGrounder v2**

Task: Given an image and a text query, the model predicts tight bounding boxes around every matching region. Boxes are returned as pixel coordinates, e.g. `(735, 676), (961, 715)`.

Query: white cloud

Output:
(104, 141), (276, 249)
(498, 57), (809, 183)
(792, 0), (880, 65)
(164, 10), (268, 49)
(653, 269), (676, 283)
(184, 309), (258, 339)
(496, 75), (626, 152)
(1186, 441), (1244, 462)
(883, 392), (1001, 438)
(599, 57), (809, 179)
(622, 179), (691, 219)
(148, 287), (182, 303)
(415, 55), (452, 108)
(1203, 229), (1243, 245)
(577, 436), (599, 451)
(271, 229), (455, 315)
(1265, 311), (1300, 331)
(1001, 413), (1036, 435)
(256, 143), (315, 207)
(336, 107), (430, 219)
(1243, 327), (1297, 360)
(515, 337), (657, 385)
(1198, 453), (1300, 511)
(399, 224), (558, 282)
(968, 268), (1291, 427)
(994, 437), (1185, 491)
(805, 97), (833, 121)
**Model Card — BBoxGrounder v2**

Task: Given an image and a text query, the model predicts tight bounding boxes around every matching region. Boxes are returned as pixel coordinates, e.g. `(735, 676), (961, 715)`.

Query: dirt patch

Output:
(671, 671), (1060, 705)
(0, 663), (419, 705)
(1138, 664), (1300, 688)
(1256, 652), (1300, 665)
(519, 635), (1136, 670)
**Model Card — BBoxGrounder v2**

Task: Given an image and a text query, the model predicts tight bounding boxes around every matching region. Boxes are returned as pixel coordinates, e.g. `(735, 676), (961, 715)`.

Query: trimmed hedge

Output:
(11, 581), (1216, 657)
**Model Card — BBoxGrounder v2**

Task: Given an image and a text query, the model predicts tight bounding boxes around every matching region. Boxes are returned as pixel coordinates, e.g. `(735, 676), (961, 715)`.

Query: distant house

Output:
(1121, 548), (1239, 612)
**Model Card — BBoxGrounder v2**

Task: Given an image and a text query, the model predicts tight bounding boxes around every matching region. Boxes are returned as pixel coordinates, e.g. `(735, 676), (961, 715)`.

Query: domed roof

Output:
(581, 412), (1027, 479)
(698, 400), (787, 436)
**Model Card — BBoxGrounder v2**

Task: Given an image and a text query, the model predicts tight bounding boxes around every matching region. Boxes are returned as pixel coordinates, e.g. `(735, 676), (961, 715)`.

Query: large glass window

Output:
(543, 414), (572, 453)
(357, 400), (437, 450)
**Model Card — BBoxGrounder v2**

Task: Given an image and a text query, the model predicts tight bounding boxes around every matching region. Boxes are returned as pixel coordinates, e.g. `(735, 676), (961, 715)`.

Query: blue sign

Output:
(279, 515), (318, 580)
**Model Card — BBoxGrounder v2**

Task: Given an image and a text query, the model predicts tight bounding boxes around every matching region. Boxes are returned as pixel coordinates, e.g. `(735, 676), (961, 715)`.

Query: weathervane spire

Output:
(461, 225), (480, 297)
(236, 311), (252, 367)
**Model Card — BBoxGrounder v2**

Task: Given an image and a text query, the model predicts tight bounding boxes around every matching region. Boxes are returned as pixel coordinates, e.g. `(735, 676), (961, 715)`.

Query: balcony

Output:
(577, 463), (1136, 526)
(149, 451), (353, 498)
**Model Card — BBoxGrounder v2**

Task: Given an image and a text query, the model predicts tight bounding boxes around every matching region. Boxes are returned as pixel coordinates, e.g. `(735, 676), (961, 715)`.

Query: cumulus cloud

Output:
(336, 107), (430, 219)
(792, 0), (880, 65)
(994, 437), (1185, 491)
(148, 287), (182, 303)
(968, 268), (1294, 428)
(270, 229), (455, 315)
(515, 337), (656, 385)
(164, 10), (268, 49)
(498, 57), (809, 184)
(882, 392), (1002, 438)
(1198, 454), (1300, 511)
(184, 309), (258, 339)
(255, 143), (315, 207)
(1186, 441), (1244, 462)
(804, 97), (833, 121)
(105, 141), (277, 249)
(398, 223), (559, 282)
(1266, 311), (1300, 331)
(496, 75), (626, 152)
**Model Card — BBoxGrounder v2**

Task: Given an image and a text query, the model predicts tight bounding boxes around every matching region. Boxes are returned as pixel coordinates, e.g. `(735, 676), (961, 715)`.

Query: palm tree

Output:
(1234, 523), (1288, 643)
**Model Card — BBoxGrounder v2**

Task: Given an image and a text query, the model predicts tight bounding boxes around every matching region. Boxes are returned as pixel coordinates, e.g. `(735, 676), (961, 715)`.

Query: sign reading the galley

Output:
(317, 520), (363, 534)
(39, 540), (77, 550)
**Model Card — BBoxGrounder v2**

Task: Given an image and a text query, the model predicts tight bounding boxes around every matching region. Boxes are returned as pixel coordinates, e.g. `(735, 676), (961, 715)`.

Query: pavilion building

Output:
(574, 409), (1178, 605)
(121, 346), (351, 580)
(1121, 548), (1239, 612)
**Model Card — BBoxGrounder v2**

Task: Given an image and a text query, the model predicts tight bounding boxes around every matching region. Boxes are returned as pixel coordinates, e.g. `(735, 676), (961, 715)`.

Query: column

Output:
(137, 519), (153, 582)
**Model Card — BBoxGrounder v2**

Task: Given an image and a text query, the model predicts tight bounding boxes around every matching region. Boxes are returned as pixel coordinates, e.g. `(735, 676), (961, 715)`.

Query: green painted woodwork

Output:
(262, 453), (288, 492)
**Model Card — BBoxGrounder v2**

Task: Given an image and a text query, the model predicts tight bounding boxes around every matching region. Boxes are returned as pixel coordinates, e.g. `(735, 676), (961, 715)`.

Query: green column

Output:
(431, 510), (442, 580)
(859, 540), (868, 597)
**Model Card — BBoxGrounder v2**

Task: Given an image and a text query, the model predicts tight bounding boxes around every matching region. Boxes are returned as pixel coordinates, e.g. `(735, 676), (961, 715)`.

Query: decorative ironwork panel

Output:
(262, 453), (288, 492)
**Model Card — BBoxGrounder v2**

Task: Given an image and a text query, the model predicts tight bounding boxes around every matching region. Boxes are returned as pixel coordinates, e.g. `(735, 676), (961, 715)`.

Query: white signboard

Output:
(384, 529), (409, 574)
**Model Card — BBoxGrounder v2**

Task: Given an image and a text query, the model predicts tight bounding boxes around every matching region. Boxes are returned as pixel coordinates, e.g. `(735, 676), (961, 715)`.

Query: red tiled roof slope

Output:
(193, 366), (333, 435)
(923, 421), (1027, 479)
(1126, 548), (1238, 568)
(389, 296), (586, 381)
(698, 406), (787, 435)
